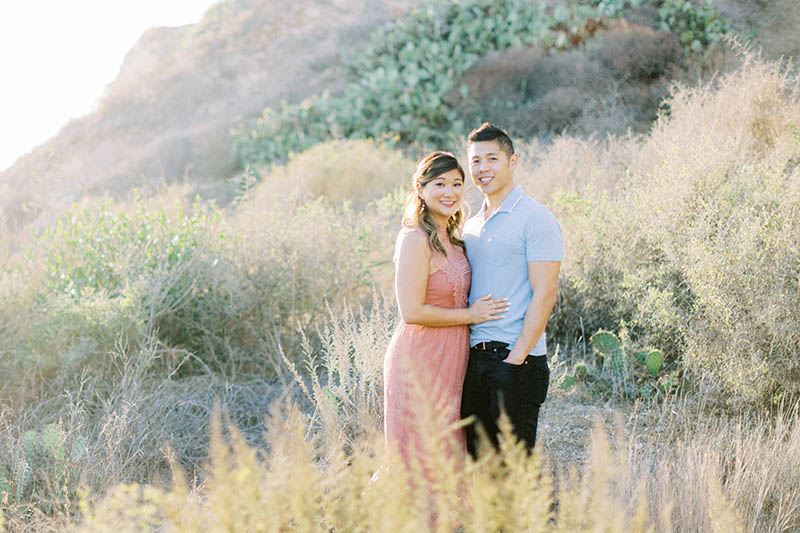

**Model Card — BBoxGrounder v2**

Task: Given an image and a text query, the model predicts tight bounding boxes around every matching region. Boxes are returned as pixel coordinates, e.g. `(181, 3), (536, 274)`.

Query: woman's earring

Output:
(419, 199), (426, 212)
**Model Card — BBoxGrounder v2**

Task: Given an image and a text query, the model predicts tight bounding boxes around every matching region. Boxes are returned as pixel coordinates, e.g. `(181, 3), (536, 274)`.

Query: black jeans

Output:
(460, 343), (550, 458)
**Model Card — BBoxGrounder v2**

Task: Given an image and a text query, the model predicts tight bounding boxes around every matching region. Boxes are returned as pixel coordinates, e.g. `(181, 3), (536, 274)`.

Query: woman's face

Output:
(417, 168), (464, 226)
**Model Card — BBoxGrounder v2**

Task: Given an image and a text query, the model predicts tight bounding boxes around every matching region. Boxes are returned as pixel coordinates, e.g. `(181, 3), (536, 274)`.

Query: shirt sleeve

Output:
(524, 207), (564, 262)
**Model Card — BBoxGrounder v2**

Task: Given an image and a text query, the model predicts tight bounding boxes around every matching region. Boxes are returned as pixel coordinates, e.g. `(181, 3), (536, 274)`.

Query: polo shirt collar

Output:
(479, 186), (524, 221)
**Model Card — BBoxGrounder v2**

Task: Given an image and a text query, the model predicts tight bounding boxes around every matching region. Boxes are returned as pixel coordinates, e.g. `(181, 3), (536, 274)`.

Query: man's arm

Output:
(503, 261), (561, 364)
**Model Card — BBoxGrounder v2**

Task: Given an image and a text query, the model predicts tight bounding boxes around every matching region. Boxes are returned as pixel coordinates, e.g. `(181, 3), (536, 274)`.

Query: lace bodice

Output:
(394, 226), (471, 310)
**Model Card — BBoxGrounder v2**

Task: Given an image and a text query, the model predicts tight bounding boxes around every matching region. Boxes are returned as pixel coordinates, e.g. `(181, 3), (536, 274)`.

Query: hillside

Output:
(0, 0), (416, 244)
(2, 0), (797, 229)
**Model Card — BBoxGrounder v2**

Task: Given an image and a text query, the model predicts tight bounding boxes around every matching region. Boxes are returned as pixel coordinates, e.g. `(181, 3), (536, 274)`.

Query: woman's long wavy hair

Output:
(402, 151), (467, 256)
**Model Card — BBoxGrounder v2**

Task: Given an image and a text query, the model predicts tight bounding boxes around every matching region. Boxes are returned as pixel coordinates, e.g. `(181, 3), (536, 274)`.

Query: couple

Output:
(382, 123), (563, 473)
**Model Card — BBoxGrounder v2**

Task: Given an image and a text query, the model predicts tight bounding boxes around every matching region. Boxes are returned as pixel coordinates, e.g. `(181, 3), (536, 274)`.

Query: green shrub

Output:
(544, 55), (800, 407)
(12, 183), (383, 380)
(15, 289), (144, 391)
(457, 28), (682, 140)
(588, 0), (646, 17)
(589, 0), (730, 53)
(34, 194), (217, 299)
(221, 190), (387, 369)
(233, 0), (608, 169)
(656, 0), (729, 53)
(235, 0), (731, 172)
(680, 162), (800, 406)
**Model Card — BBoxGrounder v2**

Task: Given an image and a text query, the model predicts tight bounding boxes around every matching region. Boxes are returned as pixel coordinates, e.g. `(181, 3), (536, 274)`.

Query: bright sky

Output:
(0, 1), (219, 173)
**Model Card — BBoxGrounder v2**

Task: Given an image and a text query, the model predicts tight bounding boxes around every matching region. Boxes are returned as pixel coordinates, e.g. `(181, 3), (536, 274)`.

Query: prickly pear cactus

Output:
(41, 424), (66, 464)
(591, 330), (627, 378)
(581, 327), (673, 400)
(21, 431), (38, 463)
(633, 349), (649, 366)
(590, 331), (620, 356)
(7, 423), (86, 508)
(574, 362), (589, 382)
(0, 467), (10, 498)
(645, 349), (663, 377)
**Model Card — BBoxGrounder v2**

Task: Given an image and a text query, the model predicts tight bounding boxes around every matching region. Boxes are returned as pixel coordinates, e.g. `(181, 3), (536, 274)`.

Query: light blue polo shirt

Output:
(464, 186), (563, 355)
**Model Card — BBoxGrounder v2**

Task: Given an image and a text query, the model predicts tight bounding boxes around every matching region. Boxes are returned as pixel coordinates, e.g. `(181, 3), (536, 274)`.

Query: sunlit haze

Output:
(0, 1), (219, 172)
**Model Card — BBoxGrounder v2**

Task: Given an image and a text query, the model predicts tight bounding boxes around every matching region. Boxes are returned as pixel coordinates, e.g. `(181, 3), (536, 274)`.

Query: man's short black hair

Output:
(467, 123), (514, 157)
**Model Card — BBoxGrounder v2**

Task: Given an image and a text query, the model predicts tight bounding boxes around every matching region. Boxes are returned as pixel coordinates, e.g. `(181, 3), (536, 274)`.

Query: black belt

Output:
(471, 341), (547, 361)
(471, 341), (509, 351)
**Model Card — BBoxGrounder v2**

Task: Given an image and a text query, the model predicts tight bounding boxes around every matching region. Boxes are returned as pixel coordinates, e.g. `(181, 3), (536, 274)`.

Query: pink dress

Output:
(382, 226), (471, 471)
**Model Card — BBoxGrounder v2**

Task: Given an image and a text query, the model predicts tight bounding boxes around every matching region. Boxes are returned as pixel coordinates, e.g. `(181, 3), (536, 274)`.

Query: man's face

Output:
(467, 140), (517, 201)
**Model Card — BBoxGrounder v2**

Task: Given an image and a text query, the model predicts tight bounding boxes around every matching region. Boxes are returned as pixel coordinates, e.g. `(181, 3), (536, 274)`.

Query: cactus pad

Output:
(42, 424), (66, 463)
(21, 431), (38, 462)
(590, 331), (621, 355)
(646, 350), (664, 376)
(633, 350), (649, 366)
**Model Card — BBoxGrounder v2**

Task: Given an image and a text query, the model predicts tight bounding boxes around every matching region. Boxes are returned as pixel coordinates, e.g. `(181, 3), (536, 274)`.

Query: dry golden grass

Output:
(253, 139), (415, 209)
(69, 395), (800, 532)
(70, 301), (799, 532)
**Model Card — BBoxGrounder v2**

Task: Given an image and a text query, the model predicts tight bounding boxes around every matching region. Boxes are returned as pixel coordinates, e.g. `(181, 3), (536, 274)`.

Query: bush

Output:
(234, 0), (731, 170)
(33, 193), (217, 299)
(656, 0), (729, 53)
(589, 0), (730, 55)
(0, 337), (282, 527)
(249, 139), (414, 209)
(680, 162), (800, 405)
(539, 54), (800, 407)
(222, 186), (389, 366)
(0, 171), (400, 525)
(7, 179), (386, 381)
(233, 0), (609, 168)
(285, 296), (396, 451)
(8, 193), (224, 380)
(455, 25), (683, 140)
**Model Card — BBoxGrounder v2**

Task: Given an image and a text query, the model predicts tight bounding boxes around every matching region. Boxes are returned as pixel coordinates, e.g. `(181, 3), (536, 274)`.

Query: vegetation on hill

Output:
(542, 54), (800, 406)
(234, 0), (731, 170)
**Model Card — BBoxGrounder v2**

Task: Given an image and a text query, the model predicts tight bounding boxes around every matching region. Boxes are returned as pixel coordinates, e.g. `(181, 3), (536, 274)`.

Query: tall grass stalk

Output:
(75, 301), (800, 532)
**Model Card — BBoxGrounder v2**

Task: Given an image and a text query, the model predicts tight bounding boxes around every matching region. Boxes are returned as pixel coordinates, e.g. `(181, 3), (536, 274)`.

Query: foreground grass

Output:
(66, 400), (800, 532)
(4, 303), (799, 531)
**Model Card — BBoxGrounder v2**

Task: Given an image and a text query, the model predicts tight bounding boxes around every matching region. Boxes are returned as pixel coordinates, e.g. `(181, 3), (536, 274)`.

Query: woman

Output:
(382, 151), (509, 474)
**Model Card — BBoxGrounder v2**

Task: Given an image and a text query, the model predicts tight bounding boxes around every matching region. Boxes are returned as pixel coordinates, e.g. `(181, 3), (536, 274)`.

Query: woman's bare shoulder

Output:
(397, 225), (427, 239)
(394, 226), (430, 260)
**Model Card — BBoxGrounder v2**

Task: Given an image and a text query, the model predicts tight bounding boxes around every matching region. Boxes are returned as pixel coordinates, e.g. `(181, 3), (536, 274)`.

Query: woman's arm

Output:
(394, 229), (508, 327)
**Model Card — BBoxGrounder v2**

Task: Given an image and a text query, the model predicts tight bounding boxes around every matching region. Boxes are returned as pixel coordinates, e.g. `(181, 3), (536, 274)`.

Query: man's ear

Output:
(509, 152), (519, 171)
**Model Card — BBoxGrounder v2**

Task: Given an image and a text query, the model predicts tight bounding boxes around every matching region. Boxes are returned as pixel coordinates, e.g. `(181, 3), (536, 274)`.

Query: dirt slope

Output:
(0, 0), (416, 227)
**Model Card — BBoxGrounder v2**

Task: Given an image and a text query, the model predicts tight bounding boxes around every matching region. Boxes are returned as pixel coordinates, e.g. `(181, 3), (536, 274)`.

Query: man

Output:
(460, 123), (563, 457)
